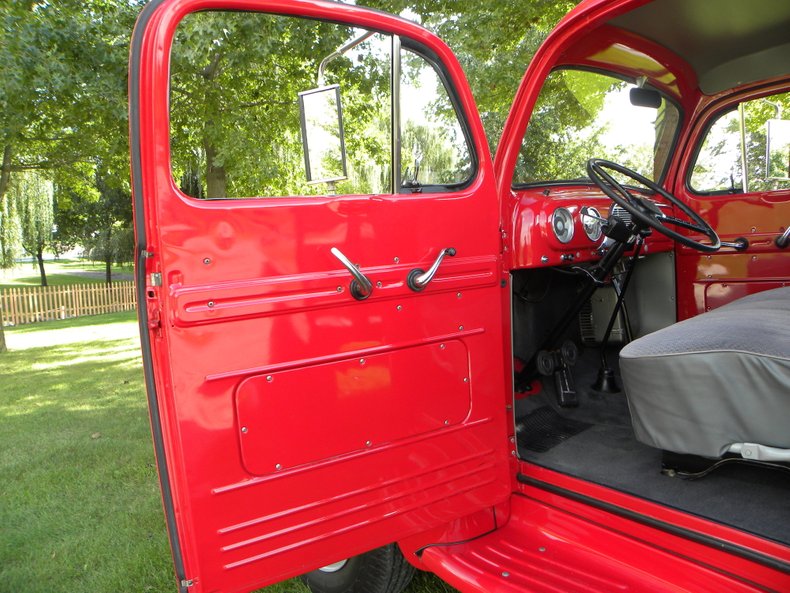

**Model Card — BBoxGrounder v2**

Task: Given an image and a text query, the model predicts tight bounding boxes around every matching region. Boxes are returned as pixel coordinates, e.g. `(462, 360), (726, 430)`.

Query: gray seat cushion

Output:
(620, 286), (790, 458)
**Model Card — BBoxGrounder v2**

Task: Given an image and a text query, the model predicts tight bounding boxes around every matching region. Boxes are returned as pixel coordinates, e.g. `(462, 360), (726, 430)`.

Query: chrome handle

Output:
(407, 248), (456, 292)
(720, 237), (749, 251)
(776, 227), (790, 249)
(331, 247), (373, 300)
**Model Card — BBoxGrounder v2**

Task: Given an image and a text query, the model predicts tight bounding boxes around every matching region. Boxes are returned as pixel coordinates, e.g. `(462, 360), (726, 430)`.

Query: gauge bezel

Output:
(551, 207), (575, 244)
(581, 206), (603, 241)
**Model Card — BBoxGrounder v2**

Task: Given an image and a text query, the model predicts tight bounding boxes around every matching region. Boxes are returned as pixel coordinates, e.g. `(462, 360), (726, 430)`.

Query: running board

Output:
(419, 494), (776, 593)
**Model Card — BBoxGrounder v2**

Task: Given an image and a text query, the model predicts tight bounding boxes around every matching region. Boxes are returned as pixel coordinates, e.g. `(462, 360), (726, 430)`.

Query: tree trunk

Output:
(0, 144), (11, 205)
(105, 225), (113, 286)
(0, 144), (13, 353)
(105, 255), (112, 286)
(37, 248), (48, 287)
(204, 141), (227, 198)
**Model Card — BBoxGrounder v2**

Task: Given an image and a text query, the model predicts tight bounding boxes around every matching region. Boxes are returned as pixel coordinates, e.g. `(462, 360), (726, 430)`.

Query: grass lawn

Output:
(0, 313), (453, 593)
(0, 259), (133, 290)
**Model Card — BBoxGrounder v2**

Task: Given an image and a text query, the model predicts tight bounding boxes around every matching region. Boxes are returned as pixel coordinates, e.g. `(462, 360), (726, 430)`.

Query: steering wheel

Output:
(587, 158), (720, 252)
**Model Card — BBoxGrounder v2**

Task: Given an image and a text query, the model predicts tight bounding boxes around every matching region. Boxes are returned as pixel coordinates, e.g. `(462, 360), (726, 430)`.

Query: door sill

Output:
(419, 493), (790, 592)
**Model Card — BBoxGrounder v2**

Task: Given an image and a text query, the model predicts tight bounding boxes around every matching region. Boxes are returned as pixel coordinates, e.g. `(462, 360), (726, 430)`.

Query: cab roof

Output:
(610, 0), (790, 94)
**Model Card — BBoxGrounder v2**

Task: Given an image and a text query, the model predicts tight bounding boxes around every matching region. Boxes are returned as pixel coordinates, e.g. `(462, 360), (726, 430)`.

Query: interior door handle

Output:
(331, 247), (373, 300)
(407, 248), (456, 292)
(776, 227), (790, 249)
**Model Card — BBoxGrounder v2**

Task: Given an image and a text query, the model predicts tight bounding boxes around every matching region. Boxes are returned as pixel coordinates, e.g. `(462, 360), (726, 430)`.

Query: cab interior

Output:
(508, 0), (790, 547)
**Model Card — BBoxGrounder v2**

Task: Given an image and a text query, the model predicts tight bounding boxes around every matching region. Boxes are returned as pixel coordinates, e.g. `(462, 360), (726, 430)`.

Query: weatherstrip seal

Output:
(129, 0), (189, 591)
(518, 473), (790, 578)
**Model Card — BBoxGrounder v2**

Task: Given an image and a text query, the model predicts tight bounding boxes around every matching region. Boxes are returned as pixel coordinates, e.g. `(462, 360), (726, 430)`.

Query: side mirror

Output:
(629, 87), (661, 109)
(298, 85), (348, 189)
(766, 118), (790, 180)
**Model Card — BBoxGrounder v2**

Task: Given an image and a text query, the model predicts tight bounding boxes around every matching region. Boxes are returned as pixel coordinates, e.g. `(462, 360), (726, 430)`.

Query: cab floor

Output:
(514, 346), (790, 547)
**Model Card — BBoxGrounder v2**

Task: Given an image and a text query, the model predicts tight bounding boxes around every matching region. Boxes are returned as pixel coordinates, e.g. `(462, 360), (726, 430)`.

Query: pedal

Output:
(554, 366), (578, 407)
(536, 341), (580, 408)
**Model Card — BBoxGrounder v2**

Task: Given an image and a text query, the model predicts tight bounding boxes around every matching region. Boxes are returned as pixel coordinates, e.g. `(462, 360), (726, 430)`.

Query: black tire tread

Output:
(301, 544), (416, 593)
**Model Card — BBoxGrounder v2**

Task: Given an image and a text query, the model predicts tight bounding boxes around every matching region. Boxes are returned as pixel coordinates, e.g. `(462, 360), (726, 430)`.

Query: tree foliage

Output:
(0, 0), (141, 273)
(13, 171), (54, 286)
(366, 0), (578, 148)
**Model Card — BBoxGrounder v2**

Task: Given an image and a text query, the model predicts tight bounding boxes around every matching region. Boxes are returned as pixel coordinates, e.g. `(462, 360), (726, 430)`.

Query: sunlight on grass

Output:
(0, 258), (134, 290)
(1, 311), (453, 593)
(5, 311), (139, 348)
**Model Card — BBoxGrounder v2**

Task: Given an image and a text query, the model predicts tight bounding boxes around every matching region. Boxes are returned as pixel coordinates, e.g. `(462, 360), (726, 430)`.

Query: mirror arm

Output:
(317, 31), (375, 86)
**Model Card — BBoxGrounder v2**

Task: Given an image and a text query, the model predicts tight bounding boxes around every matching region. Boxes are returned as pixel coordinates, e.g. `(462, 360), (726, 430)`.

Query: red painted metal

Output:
(421, 494), (790, 593)
(132, 1), (790, 593)
(508, 186), (673, 269)
(131, 1), (510, 592)
(520, 464), (790, 581)
(668, 83), (790, 318)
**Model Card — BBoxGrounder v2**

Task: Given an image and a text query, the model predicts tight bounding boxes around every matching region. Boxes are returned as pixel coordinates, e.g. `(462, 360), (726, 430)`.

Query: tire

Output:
(301, 544), (416, 593)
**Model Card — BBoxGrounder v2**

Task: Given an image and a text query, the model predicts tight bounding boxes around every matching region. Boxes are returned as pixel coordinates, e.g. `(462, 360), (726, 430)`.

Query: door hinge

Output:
(147, 306), (161, 330)
(180, 578), (194, 588)
(149, 272), (163, 286)
(500, 227), (508, 255)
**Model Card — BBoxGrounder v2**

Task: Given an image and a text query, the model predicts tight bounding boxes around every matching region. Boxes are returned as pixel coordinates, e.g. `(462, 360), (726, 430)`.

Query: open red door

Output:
(130, 1), (511, 592)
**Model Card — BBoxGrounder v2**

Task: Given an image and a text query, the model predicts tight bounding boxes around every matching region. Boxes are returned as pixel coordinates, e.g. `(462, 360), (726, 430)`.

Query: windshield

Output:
(513, 69), (680, 186)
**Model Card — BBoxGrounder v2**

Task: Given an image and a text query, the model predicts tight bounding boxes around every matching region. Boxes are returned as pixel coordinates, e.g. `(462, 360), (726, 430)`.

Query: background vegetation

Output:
(0, 2), (579, 591)
(0, 312), (457, 592)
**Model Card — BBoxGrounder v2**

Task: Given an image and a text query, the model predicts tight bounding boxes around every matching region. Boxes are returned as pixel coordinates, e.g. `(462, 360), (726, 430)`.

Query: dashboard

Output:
(508, 185), (674, 269)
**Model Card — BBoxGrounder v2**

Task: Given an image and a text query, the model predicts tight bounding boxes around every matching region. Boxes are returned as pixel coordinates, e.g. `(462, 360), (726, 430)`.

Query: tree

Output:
(13, 171), (54, 286)
(0, 0), (142, 245)
(82, 172), (133, 285)
(365, 0), (578, 147)
(0, 179), (21, 268)
(169, 10), (380, 199)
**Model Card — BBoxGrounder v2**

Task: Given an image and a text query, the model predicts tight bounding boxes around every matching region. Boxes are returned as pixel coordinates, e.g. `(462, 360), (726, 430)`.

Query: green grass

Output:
(0, 313), (452, 593)
(0, 259), (133, 290)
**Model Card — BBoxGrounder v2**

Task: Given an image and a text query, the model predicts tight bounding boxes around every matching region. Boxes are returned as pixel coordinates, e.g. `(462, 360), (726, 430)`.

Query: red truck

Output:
(129, 1), (790, 591)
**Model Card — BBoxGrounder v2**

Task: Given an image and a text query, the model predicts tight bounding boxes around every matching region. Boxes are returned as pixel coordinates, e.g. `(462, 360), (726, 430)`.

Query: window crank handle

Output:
(331, 247), (373, 300)
(407, 248), (456, 292)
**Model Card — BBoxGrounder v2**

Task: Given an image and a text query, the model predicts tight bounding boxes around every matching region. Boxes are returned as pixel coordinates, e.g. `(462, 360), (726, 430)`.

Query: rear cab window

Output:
(689, 91), (790, 194)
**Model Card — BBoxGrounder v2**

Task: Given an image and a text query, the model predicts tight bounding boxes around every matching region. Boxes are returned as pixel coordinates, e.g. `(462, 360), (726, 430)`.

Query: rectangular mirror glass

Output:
(299, 85), (348, 186)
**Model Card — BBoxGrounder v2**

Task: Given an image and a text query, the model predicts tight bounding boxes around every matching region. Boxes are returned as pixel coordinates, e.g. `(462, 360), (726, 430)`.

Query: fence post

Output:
(0, 281), (137, 327)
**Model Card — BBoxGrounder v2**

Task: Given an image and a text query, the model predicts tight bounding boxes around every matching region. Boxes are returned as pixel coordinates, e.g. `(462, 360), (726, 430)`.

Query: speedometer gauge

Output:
(581, 206), (603, 241)
(551, 207), (574, 243)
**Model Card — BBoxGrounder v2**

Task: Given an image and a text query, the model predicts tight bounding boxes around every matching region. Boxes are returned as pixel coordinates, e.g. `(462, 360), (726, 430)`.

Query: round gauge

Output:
(581, 206), (603, 241)
(551, 207), (574, 244)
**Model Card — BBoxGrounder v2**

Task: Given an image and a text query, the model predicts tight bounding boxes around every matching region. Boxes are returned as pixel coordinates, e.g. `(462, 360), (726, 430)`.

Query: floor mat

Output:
(516, 406), (591, 453)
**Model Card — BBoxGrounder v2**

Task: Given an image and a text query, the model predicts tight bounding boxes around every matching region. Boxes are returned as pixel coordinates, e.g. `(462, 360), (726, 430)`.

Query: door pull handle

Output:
(407, 248), (456, 292)
(331, 247), (373, 300)
(776, 227), (790, 249)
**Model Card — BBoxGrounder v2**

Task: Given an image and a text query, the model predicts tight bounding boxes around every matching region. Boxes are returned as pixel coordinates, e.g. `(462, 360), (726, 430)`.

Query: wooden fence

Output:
(0, 281), (137, 326)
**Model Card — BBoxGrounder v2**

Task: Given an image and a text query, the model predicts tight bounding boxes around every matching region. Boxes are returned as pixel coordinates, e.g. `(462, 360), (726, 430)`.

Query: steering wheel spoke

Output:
(654, 213), (708, 234)
(586, 158), (720, 253)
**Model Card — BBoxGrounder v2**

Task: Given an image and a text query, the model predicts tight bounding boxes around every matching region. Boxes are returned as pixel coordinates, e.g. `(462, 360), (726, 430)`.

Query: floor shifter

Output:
(535, 340), (579, 407)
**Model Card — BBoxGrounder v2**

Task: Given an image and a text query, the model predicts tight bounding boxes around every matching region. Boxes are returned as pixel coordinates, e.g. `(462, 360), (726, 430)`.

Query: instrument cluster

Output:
(508, 187), (674, 269)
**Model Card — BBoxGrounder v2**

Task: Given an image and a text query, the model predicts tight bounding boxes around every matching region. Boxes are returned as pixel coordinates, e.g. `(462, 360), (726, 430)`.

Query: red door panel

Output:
(675, 190), (790, 319)
(129, 2), (510, 592)
(235, 340), (473, 474)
